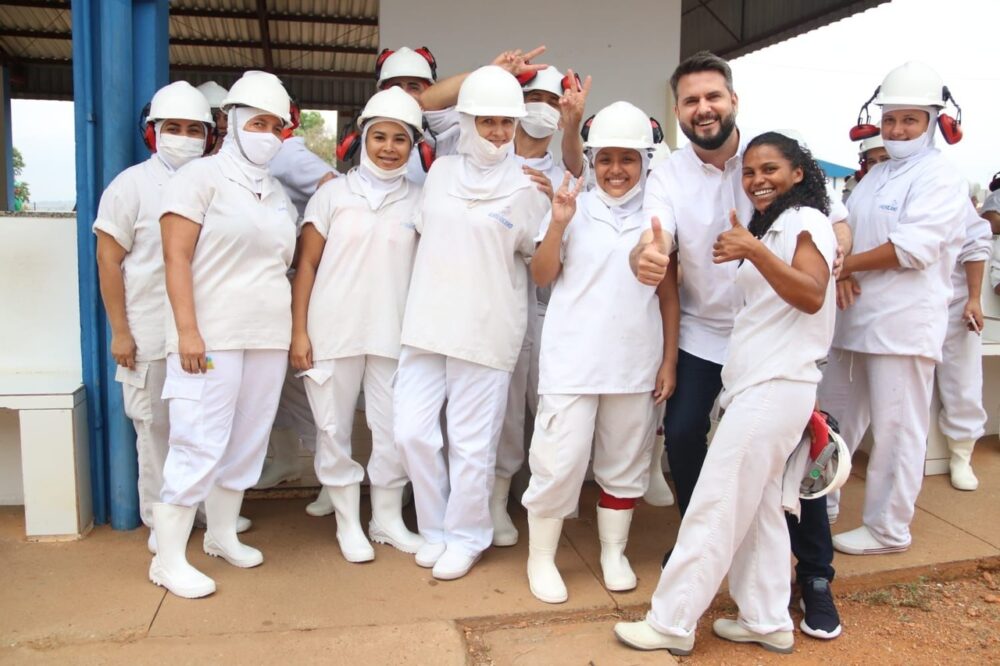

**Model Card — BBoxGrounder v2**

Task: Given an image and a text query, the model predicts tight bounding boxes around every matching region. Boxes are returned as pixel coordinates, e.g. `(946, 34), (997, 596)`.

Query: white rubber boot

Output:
(948, 438), (979, 491)
(597, 506), (637, 592)
(253, 428), (301, 489)
(202, 486), (263, 568)
(490, 476), (519, 547)
(305, 489), (334, 516)
(643, 434), (675, 507)
(148, 528), (157, 555)
(527, 513), (567, 604)
(327, 484), (375, 563)
(195, 508), (251, 532)
(369, 486), (425, 553)
(148, 503), (215, 598)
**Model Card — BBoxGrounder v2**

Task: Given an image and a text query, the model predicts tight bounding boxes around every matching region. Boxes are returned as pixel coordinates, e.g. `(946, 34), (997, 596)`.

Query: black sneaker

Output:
(799, 577), (842, 639)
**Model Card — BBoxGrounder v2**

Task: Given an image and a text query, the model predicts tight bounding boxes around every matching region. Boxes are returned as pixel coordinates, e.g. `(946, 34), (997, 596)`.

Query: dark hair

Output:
(744, 131), (831, 239)
(669, 51), (734, 99)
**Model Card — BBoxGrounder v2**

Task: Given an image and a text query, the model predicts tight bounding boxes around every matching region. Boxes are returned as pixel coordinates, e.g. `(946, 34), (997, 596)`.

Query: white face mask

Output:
(457, 114), (513, 168)
(235, 128), (282, 165)
(157, 132), (205, 170)
(595, 180), (643, 209)
(882, 106), (937, 161)
(521, 102), (561, 139)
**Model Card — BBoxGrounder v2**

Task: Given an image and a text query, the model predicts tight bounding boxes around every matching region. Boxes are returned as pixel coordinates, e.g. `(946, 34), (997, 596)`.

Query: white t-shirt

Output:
(400, 155), (551, 372)
(981, 189), (1000, 216)
(301, 172), (420, 361)
(160, 152), (298, 353)
(720, 206), (836, 408)
(644, 134), (849, 365)
(92, 156), (172, 362)
(268, 136), (338, 220)
(833, 150), (966, 361)
(538, 191), (662, 394)
(950, 201), (993, 300)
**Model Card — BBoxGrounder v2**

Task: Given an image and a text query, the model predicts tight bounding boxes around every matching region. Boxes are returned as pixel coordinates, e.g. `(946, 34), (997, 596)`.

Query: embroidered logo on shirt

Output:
(488, 205), (514, 230)
(878, 199), (899, 212)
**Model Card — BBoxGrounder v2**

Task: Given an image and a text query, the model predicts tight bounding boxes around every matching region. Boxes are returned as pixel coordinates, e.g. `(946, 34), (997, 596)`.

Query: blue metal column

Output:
(73, 0), (169, 529)
(2, 65), (14, 211)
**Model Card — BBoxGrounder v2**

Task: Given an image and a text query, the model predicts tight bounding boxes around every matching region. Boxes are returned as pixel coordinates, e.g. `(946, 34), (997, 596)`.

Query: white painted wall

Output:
(380, 0), (682, 151)
(0, 214), (82, 504)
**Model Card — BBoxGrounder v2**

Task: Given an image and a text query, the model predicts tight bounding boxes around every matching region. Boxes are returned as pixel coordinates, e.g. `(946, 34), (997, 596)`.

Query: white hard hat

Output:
(147, 81), (214, 125)
(196, 80), (229, 109)
(358, 87), (424, 133)
(523, 66), (565, 97)
(377, 46), (435, 87)
(797, 427), (852, 501)
(859, 134), (885, 154)
(875, 61), (947, 108)
(456, 66), (526, 118)
(221, 70), (292, 126)
(584, 101), (653, 150)
(648, 143), (671, 170)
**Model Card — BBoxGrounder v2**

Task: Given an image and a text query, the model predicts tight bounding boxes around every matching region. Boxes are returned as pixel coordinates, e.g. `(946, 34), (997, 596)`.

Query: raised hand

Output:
(712, 209), (760, 264)
(492, 45), (548, 79)
(551, 171), (584, 227)
(559, 69), (592, 129)
(636, 216), (671, 286)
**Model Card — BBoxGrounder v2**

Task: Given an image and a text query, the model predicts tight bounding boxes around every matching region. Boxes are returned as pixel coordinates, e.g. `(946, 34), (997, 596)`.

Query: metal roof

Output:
(2, 0), (888, 111)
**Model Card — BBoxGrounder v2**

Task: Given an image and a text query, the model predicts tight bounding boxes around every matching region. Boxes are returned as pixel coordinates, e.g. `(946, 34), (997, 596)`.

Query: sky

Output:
(10, 0), (1000, 206)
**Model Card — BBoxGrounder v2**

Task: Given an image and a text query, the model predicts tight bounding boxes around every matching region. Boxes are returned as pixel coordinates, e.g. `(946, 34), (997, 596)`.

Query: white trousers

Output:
(273, 364), (318, 451)
(119, 359), (169, 527)
(496, 339), (531, 479)
(160, 350), (287, 507)
(818, 349), (935, 547)
(647, 380), (814, 637)
(394, 346), (510, 556)
(303, 354), (407, 489)
(936, 298), (986, 441)
(521, 393), (657, 518)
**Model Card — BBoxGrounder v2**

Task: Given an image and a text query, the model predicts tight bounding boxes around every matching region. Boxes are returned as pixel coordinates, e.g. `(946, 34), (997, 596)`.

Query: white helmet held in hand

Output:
(377, 46), (436, 87)
(584, 101), (654, 150)
(859, 134), (885, 155)
(359, 87), (424, 133)
(147, 81), (214, 125)
(875, 61), (947, 108)
(796, 418), (852, 501)
(196, 81), (229, 109)
(456, 66), (526, 118)
(221, 70), (292, 126)
(523, 66), (565, 97)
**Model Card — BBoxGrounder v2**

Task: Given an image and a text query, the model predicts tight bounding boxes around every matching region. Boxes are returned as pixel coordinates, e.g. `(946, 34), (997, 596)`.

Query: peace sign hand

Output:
(492, 45), (548, 79)
(551, 171), (585, 228)
(559, 69), (592, 129)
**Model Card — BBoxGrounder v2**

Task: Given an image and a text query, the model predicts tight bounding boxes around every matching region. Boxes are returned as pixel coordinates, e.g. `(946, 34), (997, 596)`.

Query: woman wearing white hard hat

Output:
(196, 80), (228, 153)
(151, 71), (298, 598)
(521, 101), (678, 603)
(289, 87), (425, 563)
(93, 81), (215, 553)
(492, 63), (592, 548)
(818, 61), (969, 555)
(393, 65), (550, 580)
(616, 131), (837, 656)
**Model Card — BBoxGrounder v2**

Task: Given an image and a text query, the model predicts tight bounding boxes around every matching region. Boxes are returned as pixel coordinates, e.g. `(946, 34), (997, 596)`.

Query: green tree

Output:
(13, 146), (25, 177)
(12, 147), (29, 207)
(293, 111), (337, 166)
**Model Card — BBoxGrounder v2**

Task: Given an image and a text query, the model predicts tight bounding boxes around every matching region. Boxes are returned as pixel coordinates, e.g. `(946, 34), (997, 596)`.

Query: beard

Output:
(680, 110), (737, 151)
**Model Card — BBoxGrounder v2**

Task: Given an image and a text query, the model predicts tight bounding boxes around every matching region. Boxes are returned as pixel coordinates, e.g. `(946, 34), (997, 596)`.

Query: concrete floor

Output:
(2, 437), (998, 665)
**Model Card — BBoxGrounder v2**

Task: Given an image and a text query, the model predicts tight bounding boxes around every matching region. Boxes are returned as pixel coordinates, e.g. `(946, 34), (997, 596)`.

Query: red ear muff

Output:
(938, 113), (962, 144)
(336, 127), (362, 163)
(989, 171), (1000, 192)
(414, 46), (438, 80)
(849, 124), (880, 141)
(579, 113), (596, 142)
(560, 72), (582, 93)
(649, 117), (664, 144)
(374, 48), (395, 81)
(516, 65), (536, 86)
(418, 139), (435, 172)
(143, 123), (157, 152)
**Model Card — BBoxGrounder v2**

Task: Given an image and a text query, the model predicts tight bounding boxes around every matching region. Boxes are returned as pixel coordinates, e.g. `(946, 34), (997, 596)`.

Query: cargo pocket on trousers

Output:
(160, 373), (206, 402)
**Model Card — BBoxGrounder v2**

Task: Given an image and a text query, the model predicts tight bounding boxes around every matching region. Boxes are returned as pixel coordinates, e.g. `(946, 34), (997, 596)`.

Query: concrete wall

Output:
(0, 214), (82, 504)
(380, 0), (683, 153)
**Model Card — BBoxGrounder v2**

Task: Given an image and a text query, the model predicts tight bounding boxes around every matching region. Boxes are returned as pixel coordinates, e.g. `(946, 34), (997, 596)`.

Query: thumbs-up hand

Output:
(635, 216), (671, 286)
(712, 209), (759, 264)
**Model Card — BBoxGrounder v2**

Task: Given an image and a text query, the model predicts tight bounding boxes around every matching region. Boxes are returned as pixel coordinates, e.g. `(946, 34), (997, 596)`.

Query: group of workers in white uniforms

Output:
(91, 40), (991, 659)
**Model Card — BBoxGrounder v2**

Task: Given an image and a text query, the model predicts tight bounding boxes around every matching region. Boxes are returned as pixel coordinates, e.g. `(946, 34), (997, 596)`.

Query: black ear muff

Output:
(989, 171), (1000, 192)
(139, 102), (155, 151)
(336, 117), (363, 163)
(649, 117), (664, 144)
(580, 113), (596, 142)
(374, 48), (395, 82)
(849, 87), (881, 142)
(414, 46), (438, 81)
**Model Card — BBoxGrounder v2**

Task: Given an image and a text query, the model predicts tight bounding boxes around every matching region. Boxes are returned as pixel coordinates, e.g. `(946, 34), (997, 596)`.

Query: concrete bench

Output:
(0, 373), (92, 540)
